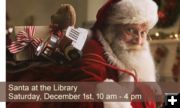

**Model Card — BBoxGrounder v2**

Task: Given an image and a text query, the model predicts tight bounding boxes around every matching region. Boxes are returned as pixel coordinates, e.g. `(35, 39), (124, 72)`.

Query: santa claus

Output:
(94, 0), (158, 82)
(7, 0), (159, 108)
(90, 0), (158, 107)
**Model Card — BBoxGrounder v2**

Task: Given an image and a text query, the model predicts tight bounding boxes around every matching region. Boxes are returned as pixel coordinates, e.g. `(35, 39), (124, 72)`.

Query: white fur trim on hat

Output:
(108, 0), (158, 29)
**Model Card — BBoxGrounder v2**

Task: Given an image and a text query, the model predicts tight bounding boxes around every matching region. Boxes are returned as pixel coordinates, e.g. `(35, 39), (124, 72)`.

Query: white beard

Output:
(98, 30), (156, 82)
(112, 40), (156, 82)
(97, 29), (157, 108)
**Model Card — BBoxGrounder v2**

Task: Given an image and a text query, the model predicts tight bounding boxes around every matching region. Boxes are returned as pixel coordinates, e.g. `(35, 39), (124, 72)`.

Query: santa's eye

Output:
(127, 28), (136, 34)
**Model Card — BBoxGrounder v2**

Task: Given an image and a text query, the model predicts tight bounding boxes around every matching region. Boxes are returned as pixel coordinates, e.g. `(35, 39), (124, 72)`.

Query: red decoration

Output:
(154, 45), (168, 64)
(172, 56), (180, 82)
(154, 0), (179, 28)
(172, 44), (180, 82)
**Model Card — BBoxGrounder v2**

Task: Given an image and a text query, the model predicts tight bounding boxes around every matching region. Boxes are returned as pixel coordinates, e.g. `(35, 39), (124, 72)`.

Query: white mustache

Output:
(125, 45), (143, 51)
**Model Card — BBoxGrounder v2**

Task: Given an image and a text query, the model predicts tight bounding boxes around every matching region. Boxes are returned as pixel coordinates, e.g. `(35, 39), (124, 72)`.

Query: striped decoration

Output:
(8, 26), (42, 54)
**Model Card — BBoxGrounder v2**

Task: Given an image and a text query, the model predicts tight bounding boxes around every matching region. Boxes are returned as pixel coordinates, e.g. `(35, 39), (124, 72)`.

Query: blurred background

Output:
(6, 0), (180, 82)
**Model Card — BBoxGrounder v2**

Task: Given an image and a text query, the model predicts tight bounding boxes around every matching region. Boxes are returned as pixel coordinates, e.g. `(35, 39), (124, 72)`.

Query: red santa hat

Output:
(93, 0), (158, 30)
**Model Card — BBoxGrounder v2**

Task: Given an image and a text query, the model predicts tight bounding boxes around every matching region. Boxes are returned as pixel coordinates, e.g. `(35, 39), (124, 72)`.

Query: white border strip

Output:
(0, 0), (5, 82)
(0, 0), (6, 107)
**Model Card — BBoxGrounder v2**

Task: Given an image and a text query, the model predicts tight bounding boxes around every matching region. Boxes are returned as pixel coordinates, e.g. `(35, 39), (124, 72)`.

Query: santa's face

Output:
(103, 23), (150, 53)
(103, 23), (156, 81)
(114, 23), (149, 51)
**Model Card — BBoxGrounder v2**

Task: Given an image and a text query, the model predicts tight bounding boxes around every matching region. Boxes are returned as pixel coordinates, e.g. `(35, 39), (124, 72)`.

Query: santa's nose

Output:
(132, 35), (143, 45)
